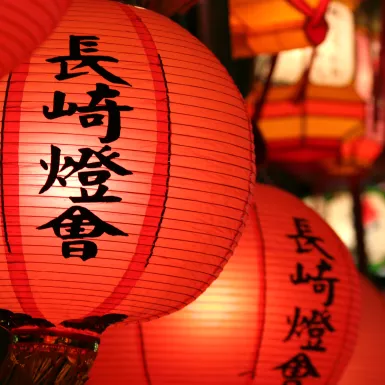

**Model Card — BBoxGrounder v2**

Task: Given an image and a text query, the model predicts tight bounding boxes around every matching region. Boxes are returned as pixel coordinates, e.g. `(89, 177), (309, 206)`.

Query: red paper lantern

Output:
(0, 0), (255, 381)
(89, 185), (360, 385)
(0, 0), (72, 79)
(338, 276), (385, 385)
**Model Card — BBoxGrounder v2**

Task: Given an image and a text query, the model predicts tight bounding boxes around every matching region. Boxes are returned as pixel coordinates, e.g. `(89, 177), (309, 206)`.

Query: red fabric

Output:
(0, 0), (71, 79)
(338, 276), (385, 385)
(286, 0), (329, 46)
(89, 185), (360, 385)
(0, 0), (255, 326)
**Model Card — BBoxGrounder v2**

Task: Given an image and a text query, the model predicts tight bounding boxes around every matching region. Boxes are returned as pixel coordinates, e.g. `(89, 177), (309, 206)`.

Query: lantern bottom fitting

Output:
(0, 327), (100, 385)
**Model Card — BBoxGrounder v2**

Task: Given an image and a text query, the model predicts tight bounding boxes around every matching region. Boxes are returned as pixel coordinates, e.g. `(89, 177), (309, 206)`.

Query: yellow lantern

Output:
(230, 0), (330, 58)
(249, 0), (367, 171)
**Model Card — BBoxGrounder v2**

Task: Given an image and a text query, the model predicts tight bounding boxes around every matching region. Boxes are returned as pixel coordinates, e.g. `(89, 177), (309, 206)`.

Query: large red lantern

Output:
(0, 0), (72, 79)
(89, 185), (360, 385)
(338, 276), (385, 385)
(0, 0), (255, 382)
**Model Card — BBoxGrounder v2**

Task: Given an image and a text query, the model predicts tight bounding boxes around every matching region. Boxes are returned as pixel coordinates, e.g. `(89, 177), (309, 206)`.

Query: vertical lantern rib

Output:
(1, 64), (44, 319)
(145, 53), (172, 268)
(0, 73), (12, 253)
(138, 323), (153, 385)
(248, 202), (267, 381)
(87, 5), (172, 317)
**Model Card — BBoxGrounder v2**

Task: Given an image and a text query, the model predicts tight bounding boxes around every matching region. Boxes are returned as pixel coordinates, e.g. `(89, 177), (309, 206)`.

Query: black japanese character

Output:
(37, 205), (127, 239)
(47, 35), (131, 86)
(290, 259), (339, 307)
(43, 83), (134, 143)
(287, 217), (334, 260)
(284, 307), (335, 352)
(39, 145), (132, 203)
(37, 206), (128, 260)
(62, 240), (98, 261)
(274, 353), (320, 382)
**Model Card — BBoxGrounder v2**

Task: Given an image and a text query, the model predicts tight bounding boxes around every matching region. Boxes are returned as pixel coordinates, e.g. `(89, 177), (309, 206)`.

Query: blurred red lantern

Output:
(0, 0), (72, 79)
(0, 0), (255, 381)
(143, 0), (198, 16)
(338, 276), (385, 385)
(89, 185), (360, 385)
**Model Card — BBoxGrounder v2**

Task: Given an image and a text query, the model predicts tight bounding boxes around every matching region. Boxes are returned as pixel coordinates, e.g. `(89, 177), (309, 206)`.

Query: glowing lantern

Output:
(319, 28), (384, 176)
(230, 0), (330, 59)
(250, 1), (366, 167)
(89, 185), (360, 385)
(142, 0), (198, 16)
(0, 0), (255, 381)
(0, 0), (72, 79)
(338, 276), (385, 385)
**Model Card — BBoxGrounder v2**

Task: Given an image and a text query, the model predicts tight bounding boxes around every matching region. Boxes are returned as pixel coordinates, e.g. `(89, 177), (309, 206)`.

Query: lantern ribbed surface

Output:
(0, 0), (255, 327)
(338, 276), (385, 385)
(88, 185), (360, 385)
(0, 0), (71, 79)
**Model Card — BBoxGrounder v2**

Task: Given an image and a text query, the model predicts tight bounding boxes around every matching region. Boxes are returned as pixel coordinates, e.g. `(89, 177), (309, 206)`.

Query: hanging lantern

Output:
(88, 184), (360, 385)
(249, 0), (366, 171)
(142, 0), (198, 16)
(230, 0), (331, 59)
(0, 0), (72, 79)
(0, 0), (255, 382)
(319, 28), (384, 176)
(338, 275), (385, 385)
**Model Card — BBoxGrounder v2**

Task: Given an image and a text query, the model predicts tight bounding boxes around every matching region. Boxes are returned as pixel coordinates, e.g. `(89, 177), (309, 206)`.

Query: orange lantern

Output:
(0, 0), (72, 79)
(88, 185), (360, 385)
(143, 0), (198, 16)
(319, 28), (384, 176)
(250, 0), (367, 170)
(230, 0), (330, 59)
(0, 0), (255, 381)
(338, 276), (385, 385)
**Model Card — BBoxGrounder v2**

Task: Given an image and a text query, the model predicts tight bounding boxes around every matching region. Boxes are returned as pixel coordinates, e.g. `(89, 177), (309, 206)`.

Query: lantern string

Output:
(251, 55), (278, 169)
(286, 0), (330, 46)
(293, 47), (317, 104)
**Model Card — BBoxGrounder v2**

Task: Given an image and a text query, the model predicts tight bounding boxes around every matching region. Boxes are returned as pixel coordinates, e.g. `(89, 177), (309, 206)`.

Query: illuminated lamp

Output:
(0, 0), (71, 79)
(320, 28), (383, 176)
(89, 185), (360, 385)
(338, 275), (385, 385)
(230, 0), (330, 59)
(0, 0), (255, 382)
(249, 1), (366, 170)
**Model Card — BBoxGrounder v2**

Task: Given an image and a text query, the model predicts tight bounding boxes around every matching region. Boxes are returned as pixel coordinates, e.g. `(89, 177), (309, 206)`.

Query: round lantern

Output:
(0, 0), (255, 381)
(88, 184), (360, 385)
(0, 0), (72, 79)
(143, 0), (198, 16)
(230, 0), (330, 59)
(249, 0), (366, 169)
(338, 275), (385, 385)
